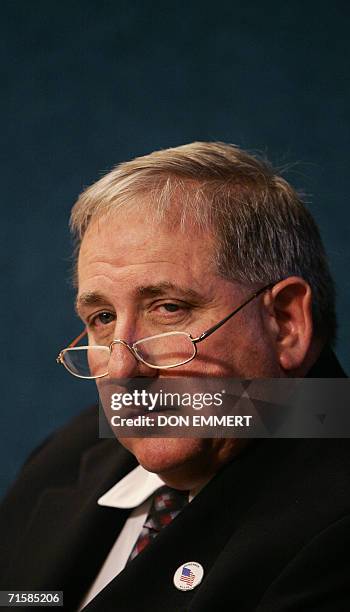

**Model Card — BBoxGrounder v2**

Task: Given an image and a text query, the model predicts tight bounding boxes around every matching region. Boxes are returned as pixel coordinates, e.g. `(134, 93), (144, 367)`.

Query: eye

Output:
(151, 302), (191, 321)
(89, 311), (116, 327)
(161, 303), (181, 313)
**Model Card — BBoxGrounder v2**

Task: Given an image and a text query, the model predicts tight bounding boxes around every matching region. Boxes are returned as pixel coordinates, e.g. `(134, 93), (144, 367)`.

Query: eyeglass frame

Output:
(56, 282), (276, 379)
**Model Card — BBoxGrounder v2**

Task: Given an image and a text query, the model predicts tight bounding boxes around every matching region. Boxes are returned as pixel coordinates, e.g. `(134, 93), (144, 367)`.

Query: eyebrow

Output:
(76, 283), (205, 314)
(75, 291), (111, 314)
(136, 282), (203, 302)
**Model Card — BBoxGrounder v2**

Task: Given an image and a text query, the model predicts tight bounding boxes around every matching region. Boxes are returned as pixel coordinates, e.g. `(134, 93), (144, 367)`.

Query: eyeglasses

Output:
(56, 283), (275, 379)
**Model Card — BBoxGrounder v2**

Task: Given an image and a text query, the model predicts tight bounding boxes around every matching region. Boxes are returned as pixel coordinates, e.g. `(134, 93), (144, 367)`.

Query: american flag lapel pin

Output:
(173, 562), (204, 591)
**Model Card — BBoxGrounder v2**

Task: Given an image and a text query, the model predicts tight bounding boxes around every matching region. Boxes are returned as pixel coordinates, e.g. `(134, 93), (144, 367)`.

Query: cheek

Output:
(229, 320), (279, 377)
(191, 317), (278, 378)
(189, 332), (240, 376)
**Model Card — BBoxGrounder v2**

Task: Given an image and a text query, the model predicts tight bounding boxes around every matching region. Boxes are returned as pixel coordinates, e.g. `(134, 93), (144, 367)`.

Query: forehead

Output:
(77, 212), (219, 296)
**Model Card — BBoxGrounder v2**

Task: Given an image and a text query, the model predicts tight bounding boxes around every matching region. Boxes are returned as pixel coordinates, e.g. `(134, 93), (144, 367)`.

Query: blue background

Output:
(1, 1), (349, 498)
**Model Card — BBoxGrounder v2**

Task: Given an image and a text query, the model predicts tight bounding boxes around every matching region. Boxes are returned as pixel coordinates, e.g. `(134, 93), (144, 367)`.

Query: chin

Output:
(118, 437), (207, 476)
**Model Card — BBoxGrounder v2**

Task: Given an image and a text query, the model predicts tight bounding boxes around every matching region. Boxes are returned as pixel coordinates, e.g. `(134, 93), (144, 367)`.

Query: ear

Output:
(264, 277), (313, 372)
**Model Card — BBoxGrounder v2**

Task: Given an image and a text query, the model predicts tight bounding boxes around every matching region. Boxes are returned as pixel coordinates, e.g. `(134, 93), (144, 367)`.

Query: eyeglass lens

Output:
(62, 332), (196, 377)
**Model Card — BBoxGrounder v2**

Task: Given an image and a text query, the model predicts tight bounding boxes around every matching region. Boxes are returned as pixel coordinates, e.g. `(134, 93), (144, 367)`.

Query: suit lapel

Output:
(6, 439), (137, 610)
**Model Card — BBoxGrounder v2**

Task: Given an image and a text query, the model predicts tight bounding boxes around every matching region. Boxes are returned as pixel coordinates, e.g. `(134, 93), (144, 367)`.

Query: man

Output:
(1, 142), (349, 611)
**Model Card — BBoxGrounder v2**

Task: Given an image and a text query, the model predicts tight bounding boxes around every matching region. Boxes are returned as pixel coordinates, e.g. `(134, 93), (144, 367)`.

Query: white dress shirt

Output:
(79, 466), (166, 609)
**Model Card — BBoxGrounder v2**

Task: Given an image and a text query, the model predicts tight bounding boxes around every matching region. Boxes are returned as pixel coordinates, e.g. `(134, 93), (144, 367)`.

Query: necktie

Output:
(128, 485), (189, 562)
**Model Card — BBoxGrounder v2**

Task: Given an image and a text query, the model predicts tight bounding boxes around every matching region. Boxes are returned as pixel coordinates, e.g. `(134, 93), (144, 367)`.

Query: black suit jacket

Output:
(1, 347), (349, 611)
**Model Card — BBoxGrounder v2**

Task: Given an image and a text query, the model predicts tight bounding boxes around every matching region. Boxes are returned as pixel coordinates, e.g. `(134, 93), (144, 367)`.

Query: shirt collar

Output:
(98, 465), (165, 509)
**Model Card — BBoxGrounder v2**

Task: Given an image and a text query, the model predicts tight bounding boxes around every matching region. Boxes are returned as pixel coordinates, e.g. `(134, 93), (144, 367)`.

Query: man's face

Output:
(77, 210), (280, 488)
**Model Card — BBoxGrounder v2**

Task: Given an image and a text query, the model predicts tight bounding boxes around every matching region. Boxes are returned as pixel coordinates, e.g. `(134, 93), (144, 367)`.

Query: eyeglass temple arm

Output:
(193, 283), (275, 343)
(68, 328), (88, 348)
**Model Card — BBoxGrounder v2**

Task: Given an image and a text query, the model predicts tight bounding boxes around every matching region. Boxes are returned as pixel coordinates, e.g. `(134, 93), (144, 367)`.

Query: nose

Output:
(107, 339), (156, 379)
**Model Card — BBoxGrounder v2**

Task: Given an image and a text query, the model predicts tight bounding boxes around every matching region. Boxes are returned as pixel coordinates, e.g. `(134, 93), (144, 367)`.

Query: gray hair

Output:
(70, 141), (336, 344)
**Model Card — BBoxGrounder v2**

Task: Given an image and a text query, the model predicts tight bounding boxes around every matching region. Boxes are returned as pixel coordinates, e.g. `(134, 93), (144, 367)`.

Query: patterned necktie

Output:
(128, 485), (189, 562)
